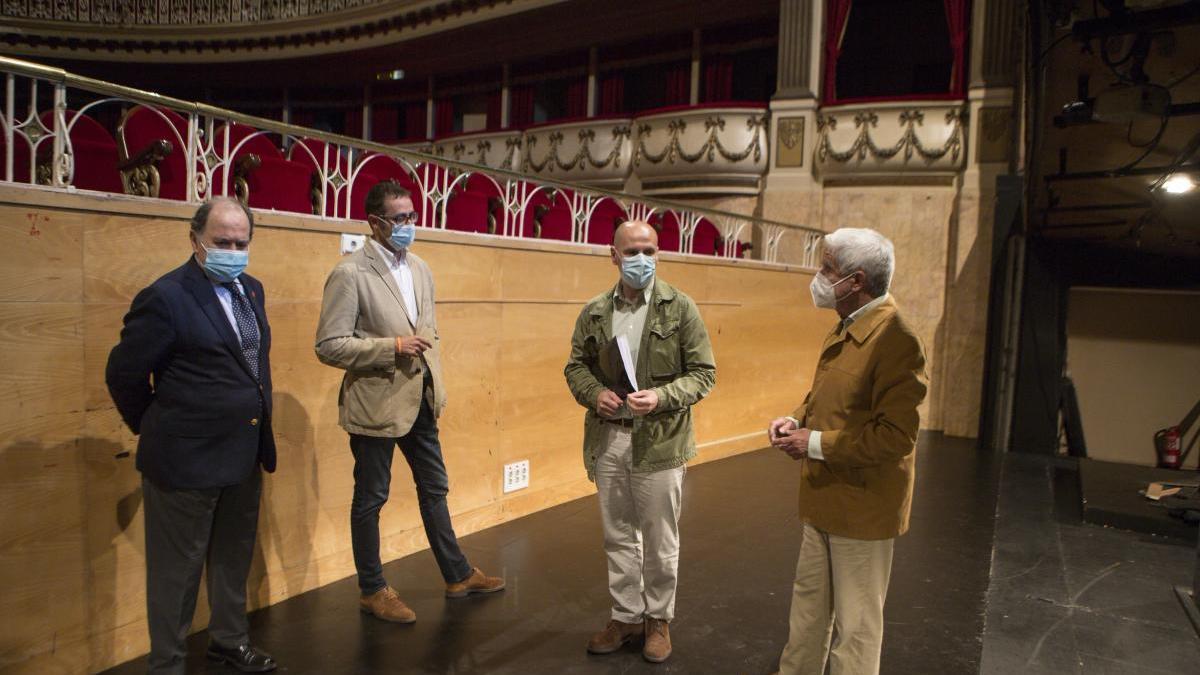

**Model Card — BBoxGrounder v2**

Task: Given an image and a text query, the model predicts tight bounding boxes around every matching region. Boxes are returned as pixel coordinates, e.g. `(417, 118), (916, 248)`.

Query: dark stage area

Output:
(103, 434), (1003, 674)
(100, 437), (1200, 667)
(981, 454), (1200, 674)
(100, 437), (1200, 674)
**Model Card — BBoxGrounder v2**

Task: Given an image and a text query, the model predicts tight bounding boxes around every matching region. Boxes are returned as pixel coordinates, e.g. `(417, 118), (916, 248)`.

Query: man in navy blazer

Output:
(107, 197), (277, 674)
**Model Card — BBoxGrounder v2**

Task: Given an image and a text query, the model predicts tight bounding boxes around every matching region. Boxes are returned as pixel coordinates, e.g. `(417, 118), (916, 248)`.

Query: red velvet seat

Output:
(519, 185), (573, 241)
(587, 198), (629, 246)
(654, 212), (681, 253)
(445, 173), (503, 234)
(118, 106), (192, 200)
(693, 217), (721, 256)
(41, 110), (123, 194)
(288, 138), (346, 217)
(215, 123), (313, 214)
(350, 154), (423, 221)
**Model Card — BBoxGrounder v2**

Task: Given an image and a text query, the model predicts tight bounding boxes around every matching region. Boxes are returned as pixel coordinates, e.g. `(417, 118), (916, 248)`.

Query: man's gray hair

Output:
(823, 228), (895, 298)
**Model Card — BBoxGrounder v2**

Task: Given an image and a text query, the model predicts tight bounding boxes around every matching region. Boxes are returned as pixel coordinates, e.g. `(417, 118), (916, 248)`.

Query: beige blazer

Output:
(794, 296), (928, 540)
(315, 243), (446, 437)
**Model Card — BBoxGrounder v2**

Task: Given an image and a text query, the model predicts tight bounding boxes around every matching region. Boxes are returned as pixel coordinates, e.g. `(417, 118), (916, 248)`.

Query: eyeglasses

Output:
(375, 211), (419, 226)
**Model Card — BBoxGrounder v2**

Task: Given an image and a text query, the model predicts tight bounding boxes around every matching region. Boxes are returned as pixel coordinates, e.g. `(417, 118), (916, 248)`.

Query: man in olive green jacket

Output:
(564, 221), (715, 664)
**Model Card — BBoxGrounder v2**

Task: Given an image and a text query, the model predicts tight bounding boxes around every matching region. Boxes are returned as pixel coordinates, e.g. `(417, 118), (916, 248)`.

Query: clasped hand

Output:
(767, 416), (810, 460)
(596, 389), (659, 418)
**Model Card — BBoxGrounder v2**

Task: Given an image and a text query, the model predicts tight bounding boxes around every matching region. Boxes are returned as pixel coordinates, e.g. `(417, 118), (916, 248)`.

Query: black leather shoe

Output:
(206, 643), (277, 672)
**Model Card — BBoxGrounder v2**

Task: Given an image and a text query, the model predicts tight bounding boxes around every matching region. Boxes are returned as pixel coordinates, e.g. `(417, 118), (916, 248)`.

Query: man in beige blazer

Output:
(767, 227), (928, 675)
(315, 180), (503, 624)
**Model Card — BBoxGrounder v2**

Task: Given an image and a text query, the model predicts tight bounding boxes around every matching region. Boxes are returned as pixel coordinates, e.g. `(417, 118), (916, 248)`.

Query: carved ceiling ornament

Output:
(2, 0), (384, 25)
(0, 0), (509, 59)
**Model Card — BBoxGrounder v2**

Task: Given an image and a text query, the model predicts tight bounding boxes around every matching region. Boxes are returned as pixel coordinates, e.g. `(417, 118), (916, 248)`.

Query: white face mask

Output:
(809, 272), (855, 309)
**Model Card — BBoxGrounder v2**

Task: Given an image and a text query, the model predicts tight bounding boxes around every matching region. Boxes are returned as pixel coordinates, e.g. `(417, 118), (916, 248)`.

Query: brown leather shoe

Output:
(587, 619), (644, 654)
(643, 618), (672, 663)
(359, 586), (416, 623)
(445, 566), (506, 598)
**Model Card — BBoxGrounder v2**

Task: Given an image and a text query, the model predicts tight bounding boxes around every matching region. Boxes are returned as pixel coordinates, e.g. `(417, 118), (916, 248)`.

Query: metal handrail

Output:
(0, 55), (822, 267)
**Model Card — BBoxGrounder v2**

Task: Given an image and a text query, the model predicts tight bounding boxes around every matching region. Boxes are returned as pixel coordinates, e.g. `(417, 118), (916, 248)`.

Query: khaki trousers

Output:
(778, 522), (895, 675)
(595, 424), (686, 623)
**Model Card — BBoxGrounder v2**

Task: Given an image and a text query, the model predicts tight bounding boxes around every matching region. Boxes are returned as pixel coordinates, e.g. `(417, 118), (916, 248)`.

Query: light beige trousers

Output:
(778, 522), (895, 675)
(595, 424), (686, 623)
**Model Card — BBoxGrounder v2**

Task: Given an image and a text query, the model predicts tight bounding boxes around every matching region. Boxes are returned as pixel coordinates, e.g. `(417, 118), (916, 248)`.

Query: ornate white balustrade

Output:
(431, 130), (521, 171)
(632, 105), (769, 196)
(0, 55), (821, 269)
(814, 100), (967, 179)
(520, 117), (633, 189)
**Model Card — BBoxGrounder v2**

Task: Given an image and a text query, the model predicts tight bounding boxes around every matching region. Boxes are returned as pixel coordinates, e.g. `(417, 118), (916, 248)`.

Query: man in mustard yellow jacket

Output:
(767, 228), (928, 675)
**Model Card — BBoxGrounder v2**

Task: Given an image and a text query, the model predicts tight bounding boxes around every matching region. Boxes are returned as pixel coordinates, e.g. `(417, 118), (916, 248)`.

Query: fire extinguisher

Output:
(1155, 426), (1182, 469)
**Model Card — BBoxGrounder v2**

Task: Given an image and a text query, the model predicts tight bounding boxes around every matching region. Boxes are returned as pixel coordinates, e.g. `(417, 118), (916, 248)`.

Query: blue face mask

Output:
(389, 224), (416, 250)
(202, 246), (248, 283)
(620, 253), (656, 290)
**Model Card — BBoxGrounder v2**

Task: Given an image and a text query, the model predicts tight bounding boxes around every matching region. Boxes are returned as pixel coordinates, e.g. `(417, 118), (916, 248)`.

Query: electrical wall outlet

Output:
(340, 233), (366, 255)
(503, 460), (530, 494)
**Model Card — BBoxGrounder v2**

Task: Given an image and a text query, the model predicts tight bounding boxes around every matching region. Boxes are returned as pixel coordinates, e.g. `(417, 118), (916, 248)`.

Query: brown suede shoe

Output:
(445, 566), (506, 598)
(587, 619), (644, 654)
(359, 586), (416, 623)
(643, 618), (672, 663)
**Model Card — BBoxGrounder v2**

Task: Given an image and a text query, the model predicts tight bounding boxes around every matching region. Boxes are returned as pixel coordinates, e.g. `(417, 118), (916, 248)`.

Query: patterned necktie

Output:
(223, 282), (260, 379)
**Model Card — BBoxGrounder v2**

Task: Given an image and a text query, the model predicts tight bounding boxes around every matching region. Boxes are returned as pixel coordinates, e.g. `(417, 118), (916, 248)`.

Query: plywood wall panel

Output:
(0, 188), (824, 674)
(0, 207), (83, 303)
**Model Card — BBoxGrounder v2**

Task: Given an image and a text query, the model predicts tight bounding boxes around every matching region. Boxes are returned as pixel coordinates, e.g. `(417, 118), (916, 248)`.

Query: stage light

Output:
(376, 69), (405, 81)
(1160, 174), (1196, 195)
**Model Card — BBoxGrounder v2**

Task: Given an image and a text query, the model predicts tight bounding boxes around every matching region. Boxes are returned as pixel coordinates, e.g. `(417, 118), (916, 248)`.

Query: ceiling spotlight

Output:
(1160, 174), (1196, 195)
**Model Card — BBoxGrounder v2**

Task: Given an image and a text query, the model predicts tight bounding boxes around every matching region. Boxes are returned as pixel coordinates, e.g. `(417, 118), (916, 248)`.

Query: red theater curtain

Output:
(566, 79), (588, 118)
(435, 98), (454, 137)
(822, 0), (854, 103)
(371, 106), (399, 143)
(665, 65), (689, 106)
(944, 0), (970, 96)
(404, 103), (426, 139)
(599, 76), (624, 115)
(487, 91), (502, 130)
(703, 57), (733, 102)
(510, 86), (535, 127)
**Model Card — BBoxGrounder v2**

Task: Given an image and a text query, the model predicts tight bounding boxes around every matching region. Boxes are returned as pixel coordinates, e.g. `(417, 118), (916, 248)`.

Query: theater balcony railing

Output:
(519, 116), (634, 190)
(0, 56), (820, 267)
(632, 103), (770, 197)
(813, 99), (967, 180)
(431, 129), (522, 171)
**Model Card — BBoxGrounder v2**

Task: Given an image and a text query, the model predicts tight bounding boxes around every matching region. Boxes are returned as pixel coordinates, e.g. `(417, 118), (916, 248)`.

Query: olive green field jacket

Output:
(564, 278), (716, 480)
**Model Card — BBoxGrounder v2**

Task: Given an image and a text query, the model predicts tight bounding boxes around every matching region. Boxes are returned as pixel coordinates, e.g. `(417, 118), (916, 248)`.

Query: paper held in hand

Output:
(616, 334), (638, 392)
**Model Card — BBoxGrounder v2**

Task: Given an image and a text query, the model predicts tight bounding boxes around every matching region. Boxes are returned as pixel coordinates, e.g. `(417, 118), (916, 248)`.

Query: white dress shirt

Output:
(611, 283), (654, 419)
(371, 238), (419, 324)
(793, 293), (891, 461)
(202, 262), (246, 341)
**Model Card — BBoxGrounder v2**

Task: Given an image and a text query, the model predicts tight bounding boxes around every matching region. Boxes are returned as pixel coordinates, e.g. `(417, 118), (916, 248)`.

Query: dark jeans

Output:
(350, 395), (472, 594)
(143, 470), (262, 675)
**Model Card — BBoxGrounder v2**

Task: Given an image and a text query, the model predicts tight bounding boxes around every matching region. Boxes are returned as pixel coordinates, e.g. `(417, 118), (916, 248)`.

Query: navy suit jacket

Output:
(106, 257), (276, 489)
